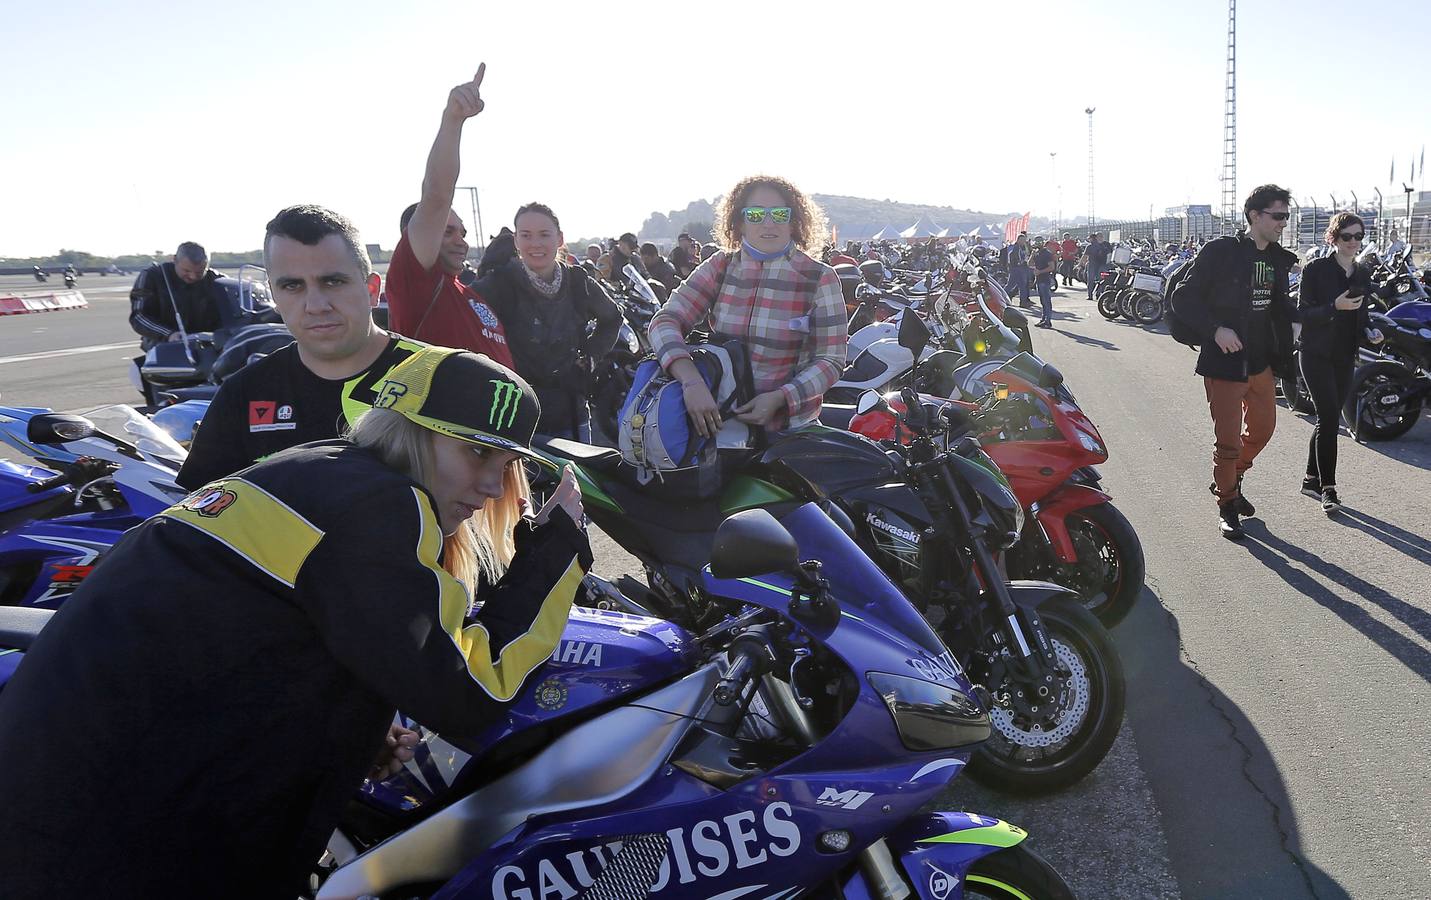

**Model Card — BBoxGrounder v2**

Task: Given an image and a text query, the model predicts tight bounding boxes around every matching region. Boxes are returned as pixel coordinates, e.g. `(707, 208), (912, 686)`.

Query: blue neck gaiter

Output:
(741, 239), (793, 262)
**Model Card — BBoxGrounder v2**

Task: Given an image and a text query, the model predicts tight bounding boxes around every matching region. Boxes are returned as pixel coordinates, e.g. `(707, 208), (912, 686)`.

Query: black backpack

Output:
(1165, 253), (1207, 348)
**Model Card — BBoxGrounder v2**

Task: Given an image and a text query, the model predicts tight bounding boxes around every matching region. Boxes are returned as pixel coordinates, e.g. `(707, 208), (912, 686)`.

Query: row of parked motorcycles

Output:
(0, 251), (1145, 897)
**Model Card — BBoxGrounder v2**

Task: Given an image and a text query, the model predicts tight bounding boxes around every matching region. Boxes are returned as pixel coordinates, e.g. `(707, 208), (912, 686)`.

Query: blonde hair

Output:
(714, 174), (828, 253)
(346, 408), (528, 597)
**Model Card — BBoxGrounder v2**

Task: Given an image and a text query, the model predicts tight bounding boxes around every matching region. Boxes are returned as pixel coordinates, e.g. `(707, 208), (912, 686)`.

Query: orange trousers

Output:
(1204, 368), (1277, 504)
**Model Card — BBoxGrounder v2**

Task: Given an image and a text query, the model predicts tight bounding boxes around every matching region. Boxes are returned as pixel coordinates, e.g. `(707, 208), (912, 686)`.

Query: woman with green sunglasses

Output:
(647, 175), (849, 437)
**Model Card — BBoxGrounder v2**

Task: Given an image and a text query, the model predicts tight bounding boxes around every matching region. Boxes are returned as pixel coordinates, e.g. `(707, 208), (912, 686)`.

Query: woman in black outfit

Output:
(469, 202), (623, 441)
(1296, 212), (1385, 513)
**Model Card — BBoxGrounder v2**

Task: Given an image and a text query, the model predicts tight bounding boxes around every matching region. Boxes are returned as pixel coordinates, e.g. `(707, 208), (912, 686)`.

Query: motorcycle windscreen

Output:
(776, 503), (949, 659)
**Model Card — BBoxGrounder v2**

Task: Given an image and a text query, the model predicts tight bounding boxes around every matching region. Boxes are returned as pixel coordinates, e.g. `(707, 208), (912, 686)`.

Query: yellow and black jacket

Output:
(0, 440), (592, 900)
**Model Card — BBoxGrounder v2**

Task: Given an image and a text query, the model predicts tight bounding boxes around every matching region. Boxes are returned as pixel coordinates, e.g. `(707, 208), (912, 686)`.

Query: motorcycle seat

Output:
(0, 606), (54, 652)
(540, 437), (624, 474)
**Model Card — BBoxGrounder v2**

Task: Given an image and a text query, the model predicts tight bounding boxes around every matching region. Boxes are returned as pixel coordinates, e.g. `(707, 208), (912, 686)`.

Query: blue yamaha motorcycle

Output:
(0, 505), (1076, 898)
(0, 404), (188, 607)
(331, 503), (1074, 898)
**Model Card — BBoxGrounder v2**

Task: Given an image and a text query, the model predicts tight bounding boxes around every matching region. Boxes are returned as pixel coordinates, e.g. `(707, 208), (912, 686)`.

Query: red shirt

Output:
(829, 253), (858, 266)
(385, 234), (514, 368)
(1059, 239), (1078, 260)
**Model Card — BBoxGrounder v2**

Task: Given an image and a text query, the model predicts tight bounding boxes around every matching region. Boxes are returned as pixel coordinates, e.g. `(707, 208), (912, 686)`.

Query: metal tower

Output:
(1219, 0), (1237, 229)
(1085, 107), (1096, 228)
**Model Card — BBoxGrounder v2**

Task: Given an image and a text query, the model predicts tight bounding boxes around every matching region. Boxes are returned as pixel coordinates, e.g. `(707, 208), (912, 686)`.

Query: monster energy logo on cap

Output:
(368, 346), (548, 466)
(489, 379), (522, 429)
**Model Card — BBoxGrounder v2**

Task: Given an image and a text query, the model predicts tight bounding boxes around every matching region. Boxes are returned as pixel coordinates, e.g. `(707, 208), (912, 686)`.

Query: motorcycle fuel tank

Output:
(363, 606), (699, 812)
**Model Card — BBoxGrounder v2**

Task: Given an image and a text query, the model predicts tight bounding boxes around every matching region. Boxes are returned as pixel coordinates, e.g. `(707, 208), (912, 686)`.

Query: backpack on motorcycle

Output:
(617, 342), (751, 499)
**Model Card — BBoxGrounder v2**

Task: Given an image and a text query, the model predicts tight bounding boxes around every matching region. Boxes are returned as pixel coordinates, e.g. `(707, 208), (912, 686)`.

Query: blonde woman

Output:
(648, 174), (848, 437)
(0, 347), (588, 900)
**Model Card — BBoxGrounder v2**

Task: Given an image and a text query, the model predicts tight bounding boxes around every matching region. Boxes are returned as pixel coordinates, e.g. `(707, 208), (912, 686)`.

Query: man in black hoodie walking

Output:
(1170, 185), (1299, 539)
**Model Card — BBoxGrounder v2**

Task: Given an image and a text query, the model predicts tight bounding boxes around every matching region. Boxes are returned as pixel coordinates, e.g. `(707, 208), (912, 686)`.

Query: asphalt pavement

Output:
(1, 277), (1427, 897)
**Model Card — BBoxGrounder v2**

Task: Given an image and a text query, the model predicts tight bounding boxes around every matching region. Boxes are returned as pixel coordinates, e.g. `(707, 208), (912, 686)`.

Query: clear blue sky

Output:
(0, 0), (1426, 256)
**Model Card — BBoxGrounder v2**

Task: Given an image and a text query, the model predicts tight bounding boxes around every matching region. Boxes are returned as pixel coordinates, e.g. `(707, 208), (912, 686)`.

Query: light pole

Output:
(1049, 152), (1058, 232)
(1085, 108), (1096, 228)
(1373, 187), (1384, 245)
(1404, 183), (1415, 242)
(456, 186), (486, 252)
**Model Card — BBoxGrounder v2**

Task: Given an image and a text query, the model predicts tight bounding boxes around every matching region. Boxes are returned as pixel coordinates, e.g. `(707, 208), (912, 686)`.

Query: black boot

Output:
(1234, 477), (1255, 517)
(1219, 500), (1244, 540)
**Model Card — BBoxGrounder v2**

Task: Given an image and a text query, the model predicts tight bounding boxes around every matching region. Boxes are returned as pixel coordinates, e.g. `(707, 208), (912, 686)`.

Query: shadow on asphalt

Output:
(1054, 329), (1121, 351)
(1118, 585), (1352, 899)
(1347, 419), (1431, 472)
(1237, 521), (1431, 684)
(1331, 506), (1431, 564)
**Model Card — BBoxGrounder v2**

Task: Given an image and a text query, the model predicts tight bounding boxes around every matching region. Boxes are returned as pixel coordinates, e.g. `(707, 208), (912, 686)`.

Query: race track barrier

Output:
(0, 291), (89, 316)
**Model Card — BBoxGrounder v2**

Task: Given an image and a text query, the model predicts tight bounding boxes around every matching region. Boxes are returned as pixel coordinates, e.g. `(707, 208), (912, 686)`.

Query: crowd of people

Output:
(1, 55), (1400, 896)
(3, 63), (850, 899)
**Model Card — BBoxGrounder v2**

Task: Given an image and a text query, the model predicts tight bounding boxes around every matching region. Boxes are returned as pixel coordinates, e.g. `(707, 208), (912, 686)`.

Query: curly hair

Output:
(1324, 211), (1364, 245)
(713, 174), (828, 253)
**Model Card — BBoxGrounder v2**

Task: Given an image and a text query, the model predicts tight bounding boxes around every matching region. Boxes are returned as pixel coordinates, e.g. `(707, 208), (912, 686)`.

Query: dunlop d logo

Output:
(489, 380), (521, 429)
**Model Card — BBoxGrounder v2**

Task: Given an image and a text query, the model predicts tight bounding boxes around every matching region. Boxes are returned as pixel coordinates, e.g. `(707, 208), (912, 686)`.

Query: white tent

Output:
(900, 216), (944, 240)
(869, 225), (904, 241)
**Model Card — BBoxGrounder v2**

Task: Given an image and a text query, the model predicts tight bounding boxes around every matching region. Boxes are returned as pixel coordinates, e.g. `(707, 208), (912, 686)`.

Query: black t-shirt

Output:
(1031, 248), (1054, 276)
(1244, 247), (1277, 375)
(1087, 240), (1111, 266)
(176, 335), (426, 490)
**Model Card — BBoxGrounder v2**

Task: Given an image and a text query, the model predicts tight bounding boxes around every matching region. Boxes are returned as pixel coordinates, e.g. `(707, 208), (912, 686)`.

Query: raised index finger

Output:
(472, 62), (486, 87)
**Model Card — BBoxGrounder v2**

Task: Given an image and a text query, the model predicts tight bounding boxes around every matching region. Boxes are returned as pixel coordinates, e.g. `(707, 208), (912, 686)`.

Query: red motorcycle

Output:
(847, 352), (1144, 627)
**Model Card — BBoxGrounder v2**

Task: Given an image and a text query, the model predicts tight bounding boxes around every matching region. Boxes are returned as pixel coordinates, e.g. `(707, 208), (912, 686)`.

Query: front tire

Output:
(967, 598), (1126, 795)
(1342, 360), (1422, 441)
(964, 844), (1076, 900)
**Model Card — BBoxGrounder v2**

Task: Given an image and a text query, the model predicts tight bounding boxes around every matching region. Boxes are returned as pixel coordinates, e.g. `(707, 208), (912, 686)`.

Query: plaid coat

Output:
(648, 247), (848, 428)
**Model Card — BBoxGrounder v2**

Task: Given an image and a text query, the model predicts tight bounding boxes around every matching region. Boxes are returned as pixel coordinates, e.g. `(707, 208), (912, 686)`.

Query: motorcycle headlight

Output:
(1076, 429), (1105, 456)
(625, 331), (640, 354)
(868, 672), (990, 751)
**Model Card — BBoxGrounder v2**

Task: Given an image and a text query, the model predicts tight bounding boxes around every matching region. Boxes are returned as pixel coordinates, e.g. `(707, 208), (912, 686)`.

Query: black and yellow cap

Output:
(372, 347), (548, 465)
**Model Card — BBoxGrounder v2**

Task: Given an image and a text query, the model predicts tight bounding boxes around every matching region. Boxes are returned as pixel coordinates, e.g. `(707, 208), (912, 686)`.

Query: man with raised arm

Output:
(386, 64), (513, 367)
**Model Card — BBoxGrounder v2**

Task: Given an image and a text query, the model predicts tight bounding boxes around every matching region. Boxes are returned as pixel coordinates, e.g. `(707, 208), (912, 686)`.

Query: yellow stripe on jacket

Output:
(407, 487), (583, 701)
(161, 480), (325, 588)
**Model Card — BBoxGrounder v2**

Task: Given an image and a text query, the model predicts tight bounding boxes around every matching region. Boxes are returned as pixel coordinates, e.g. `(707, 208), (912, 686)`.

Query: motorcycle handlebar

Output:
(27, 472), (72, 493)
(713, 632), (774, 706)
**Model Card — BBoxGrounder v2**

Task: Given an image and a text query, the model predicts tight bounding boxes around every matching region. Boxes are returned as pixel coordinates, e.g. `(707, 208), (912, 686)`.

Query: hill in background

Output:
(634, 193), (1070, 244)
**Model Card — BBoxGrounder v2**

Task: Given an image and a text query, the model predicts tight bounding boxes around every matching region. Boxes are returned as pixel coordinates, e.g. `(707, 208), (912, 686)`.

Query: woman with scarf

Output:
(648, 175), (848, 438)
(471, 202), (623, 440)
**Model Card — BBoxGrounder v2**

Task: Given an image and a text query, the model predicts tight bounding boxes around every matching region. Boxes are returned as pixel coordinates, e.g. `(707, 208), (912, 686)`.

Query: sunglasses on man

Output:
(742, 206), (792, 224)
(1257, 210), (1291, 221)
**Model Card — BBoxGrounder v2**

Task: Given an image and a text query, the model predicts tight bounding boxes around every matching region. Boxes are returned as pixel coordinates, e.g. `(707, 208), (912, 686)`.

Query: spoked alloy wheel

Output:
(1342, 361), (1423, 441)
(967, 598), (1125, 794)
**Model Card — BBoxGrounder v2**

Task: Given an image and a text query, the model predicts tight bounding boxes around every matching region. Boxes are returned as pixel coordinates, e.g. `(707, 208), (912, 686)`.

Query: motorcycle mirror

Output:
(710, 509), (800, 580)
(1039, 364), (1064, 389)
(26, 413), (96, 445)
(855, 390), (884, 416)
(896, 307), (932, 355)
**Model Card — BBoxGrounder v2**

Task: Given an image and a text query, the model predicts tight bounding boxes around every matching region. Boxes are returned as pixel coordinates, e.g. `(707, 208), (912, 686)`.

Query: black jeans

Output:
(1300, 350), (1354, 486)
